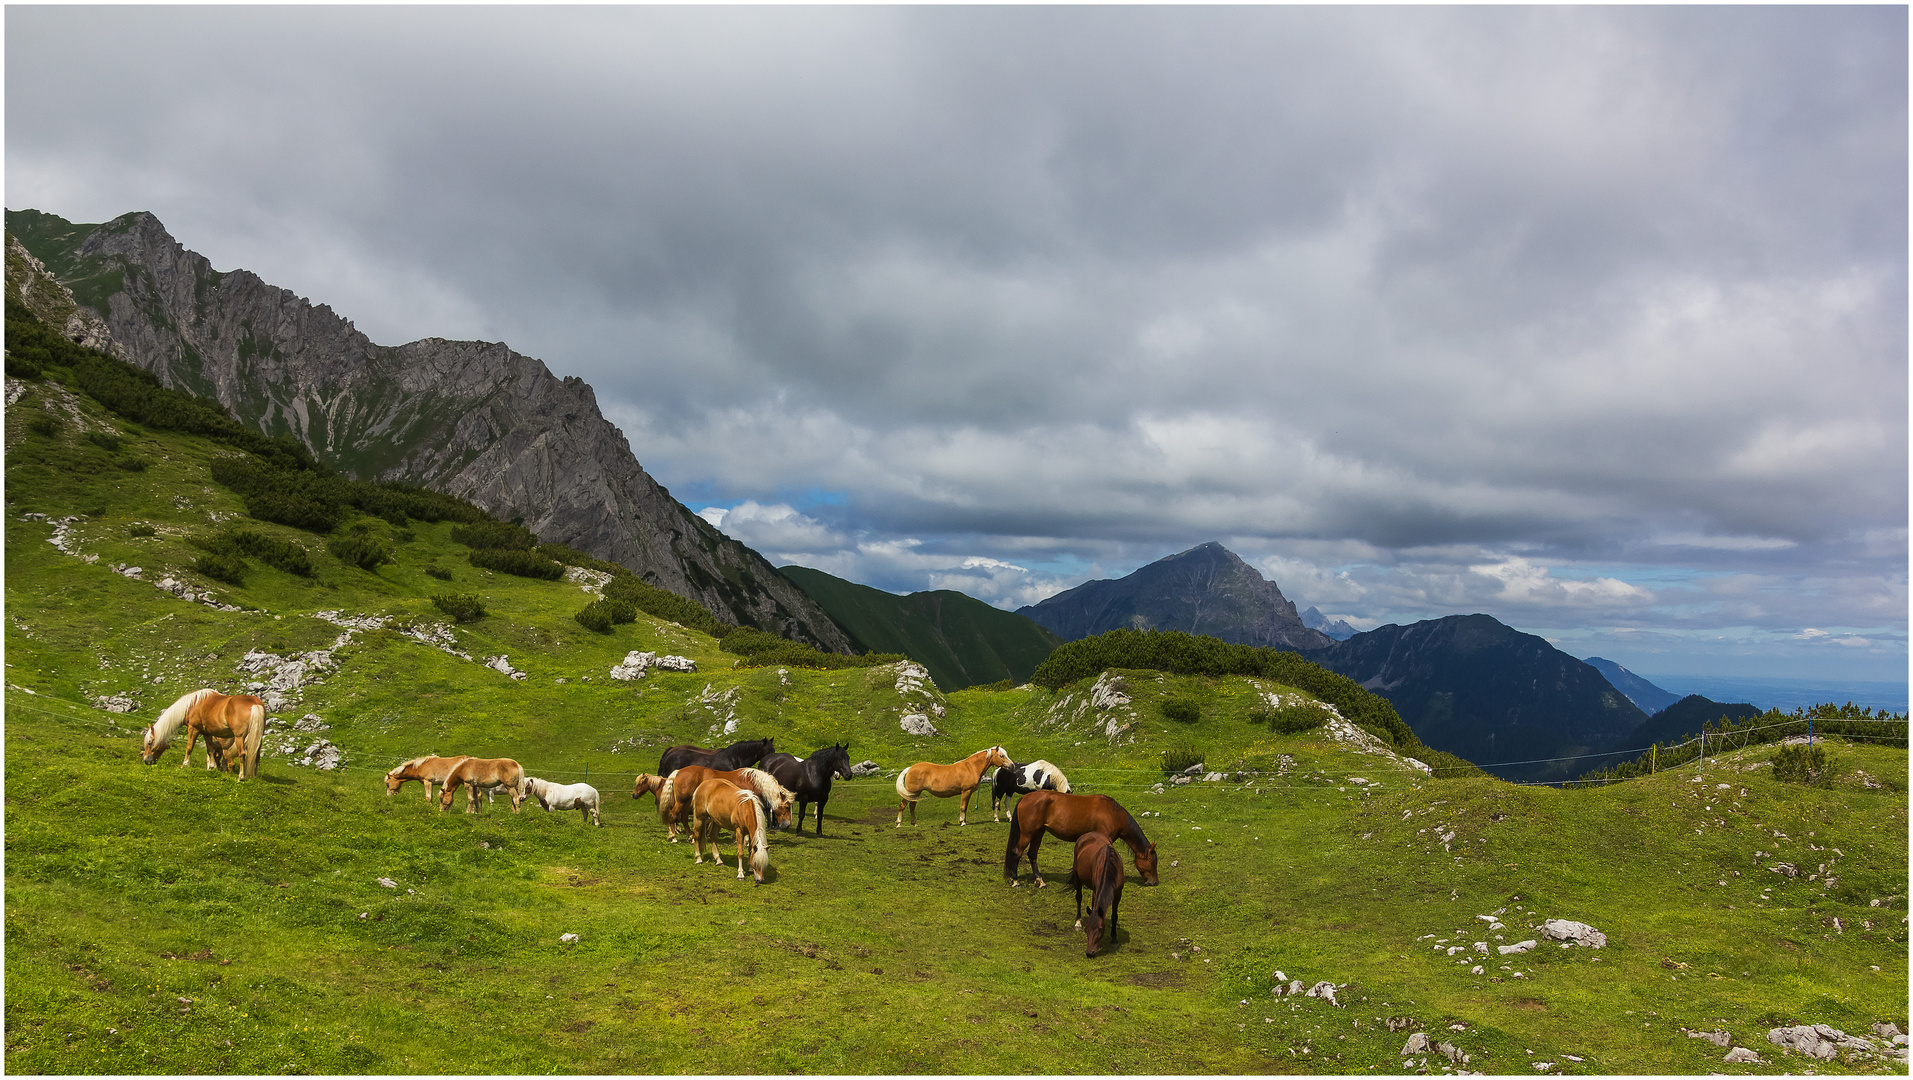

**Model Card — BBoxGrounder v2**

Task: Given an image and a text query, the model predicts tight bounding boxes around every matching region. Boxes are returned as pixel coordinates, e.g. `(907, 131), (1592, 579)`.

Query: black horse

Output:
(657, 736), (775, 778)
(760, 744), (854, 835)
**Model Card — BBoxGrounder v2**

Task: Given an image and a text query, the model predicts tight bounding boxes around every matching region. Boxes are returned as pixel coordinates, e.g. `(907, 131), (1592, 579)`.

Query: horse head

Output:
(1082, 909), (1106, 957)
(827, 744), (854, 780)
(1133, 840), (1160, 886)
(138, 726), (165, 765)
(986, 745), (1013, 770)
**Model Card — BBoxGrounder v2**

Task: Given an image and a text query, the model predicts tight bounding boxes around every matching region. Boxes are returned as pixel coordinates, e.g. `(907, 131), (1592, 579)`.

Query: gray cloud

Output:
(6, 6), (1904, 678)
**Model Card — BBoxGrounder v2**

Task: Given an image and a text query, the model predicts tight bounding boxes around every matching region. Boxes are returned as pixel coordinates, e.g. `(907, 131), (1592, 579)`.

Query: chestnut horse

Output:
(894, 745), (1012, 827)
(140, 689), (266, 780)
(1004, 790), (1159, 888)
(630, 772), (669, 807)
(657, 766), (793, 840)
(1069, 833), (1126, 957)
(690, 777), (771, 883)
(989, 758), (1072, 821)
(438, 757), (528, 814)
(385, 755), (473, 803)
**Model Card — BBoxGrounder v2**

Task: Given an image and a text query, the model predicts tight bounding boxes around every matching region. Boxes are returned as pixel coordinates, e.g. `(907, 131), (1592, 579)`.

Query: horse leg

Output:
(177, 725), (200, 769)
(1074, 876), (1085, 930)
(812, 796), (825, 836)
(1029, 832), (1047, 888)
(958, 786), (972, 826)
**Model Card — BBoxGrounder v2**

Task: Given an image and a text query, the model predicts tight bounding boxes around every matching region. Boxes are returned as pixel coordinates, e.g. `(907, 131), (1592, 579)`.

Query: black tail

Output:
(1004, 808), (1024, 882)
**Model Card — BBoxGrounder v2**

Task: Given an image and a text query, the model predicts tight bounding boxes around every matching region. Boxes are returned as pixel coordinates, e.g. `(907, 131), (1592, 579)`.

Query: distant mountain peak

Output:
(1301, 605), (1359, 641)
(1015, 542), (1331, 650)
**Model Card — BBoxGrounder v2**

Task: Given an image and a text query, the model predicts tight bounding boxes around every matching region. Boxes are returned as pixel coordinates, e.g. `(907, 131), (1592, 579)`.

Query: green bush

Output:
(1160, 696), (1202, 723)
(127, 522), (157, 538)
(115, 455), (150, 471)
(602, 574), (729, 637)
(1259, 702), (1333, 735)
(423, 564), (453, 581)
(26, 415), (60, 438)
(84, 430), (124, 452)
(430, 593), (486, 623)
(328, 534), (396, 572)
(226, 527), (315, 578)
(973, 679), (1015, 692)
(1160, 742), (1205, 775)
(452, 521), (539, 551)
(574, 603), (615, 635)
(1771, 743), (1832, 788)
(468, 547), (564, 580)
(192, 550), (247, 586)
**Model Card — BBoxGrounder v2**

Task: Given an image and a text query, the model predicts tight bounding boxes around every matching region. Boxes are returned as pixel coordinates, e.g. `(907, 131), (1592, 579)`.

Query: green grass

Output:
(6, 371), (1909, 1075)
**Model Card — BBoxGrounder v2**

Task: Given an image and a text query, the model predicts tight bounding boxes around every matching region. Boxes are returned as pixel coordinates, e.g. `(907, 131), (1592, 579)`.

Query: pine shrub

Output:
(1160, 742), (1205, 775)
(1160, 696), (1202, 723)
(430, 593), (486, 623)
(192, 550), (247, 586)
(328, 534), (396, 572)
(468, 547), (564, 580)
(423, 564), (454, 581)
(1771, 743), (1832, 788)
(1259, 701), (1333, 735)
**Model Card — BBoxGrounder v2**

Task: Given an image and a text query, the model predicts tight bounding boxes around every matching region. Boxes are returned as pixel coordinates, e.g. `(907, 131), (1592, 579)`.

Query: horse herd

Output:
(137, 690), (1159, 956)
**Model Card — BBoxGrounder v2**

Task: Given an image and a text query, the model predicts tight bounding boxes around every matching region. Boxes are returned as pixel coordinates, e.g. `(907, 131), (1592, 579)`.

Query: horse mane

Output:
(1093, 841), (1123, 913)
(1122, 808), (1151, 849)
(657, 774), (679, 825)
(148, 688), (217, 748)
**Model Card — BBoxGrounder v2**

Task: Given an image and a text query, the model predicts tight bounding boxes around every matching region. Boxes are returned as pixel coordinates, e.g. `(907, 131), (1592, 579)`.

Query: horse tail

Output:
(1094, 844), (1122, 915)
(1004, 804), (1025, 881)
(657, 775), (678, 827)
(242, 699), (265, 780)
(748, 795), (770, 878)
(894, 766), (920, 803)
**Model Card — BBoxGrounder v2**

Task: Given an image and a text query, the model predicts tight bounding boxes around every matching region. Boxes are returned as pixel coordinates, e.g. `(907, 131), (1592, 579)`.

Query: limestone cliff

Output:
(7, 209), (852, 652)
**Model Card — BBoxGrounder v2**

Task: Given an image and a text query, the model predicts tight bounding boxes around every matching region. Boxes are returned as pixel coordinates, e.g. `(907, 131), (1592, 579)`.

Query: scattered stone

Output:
(1724, 1047), (1762, 1064)
(1539, 919), (1607, 948)
(1768, 862), (1799, 878)
(1402, 1033), (1432, 1055)
(1089, 671), (1131, 710)
(1684, 1028), (1731, 1047)
(484, 655), (528, 680)
(1498, 940), (1538, 955)
(849, 760), (885, 778)
(1767, 1024), (1878, 1060)
(90, 694), (139, 714)
(376, 878), (398, 888)
(559, 933), (579, 944)
(899, 712), (940, 737)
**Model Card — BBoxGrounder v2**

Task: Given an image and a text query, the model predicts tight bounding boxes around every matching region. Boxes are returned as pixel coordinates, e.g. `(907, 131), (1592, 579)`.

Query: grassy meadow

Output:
(4, 375), (1909, 1075)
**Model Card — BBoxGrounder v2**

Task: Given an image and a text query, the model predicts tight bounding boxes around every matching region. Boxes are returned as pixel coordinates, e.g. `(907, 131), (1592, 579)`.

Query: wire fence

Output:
(10, 689), (1905, 796)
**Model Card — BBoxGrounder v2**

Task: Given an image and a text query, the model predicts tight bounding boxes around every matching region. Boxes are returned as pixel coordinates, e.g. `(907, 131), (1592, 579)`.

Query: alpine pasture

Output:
(5, 374), (1909, 1075)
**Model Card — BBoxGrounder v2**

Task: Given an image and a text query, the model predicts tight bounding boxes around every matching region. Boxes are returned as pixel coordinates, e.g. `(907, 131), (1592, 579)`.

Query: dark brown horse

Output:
(1003, 790), (1159, 888)
(657, 737), (774, 777)
(1068, 832), (1126, 957)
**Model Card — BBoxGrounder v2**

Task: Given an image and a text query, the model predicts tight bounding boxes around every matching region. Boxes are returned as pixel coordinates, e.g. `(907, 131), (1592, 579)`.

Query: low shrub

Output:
(423, 564), (453, 581)
(221, 526), (315, 577)
(115, 455), (150, 472)
(84, 431), (124, 453)
(127, 523), (157, 538)
(468, 547), (564, 580)
(1772, 743), (1832, 788)
(328, 534), (396, 572)
(1160, 696), (1202, 723)
(1258, 701), (1333, 735)
(451, 521), (539, 551)
(26, 415), (60, 438)
(1160, 742), (1205, 775)
(192, 550), (247, 586)
(430, 593), (486, 623)
(972, 679), (1015, 692)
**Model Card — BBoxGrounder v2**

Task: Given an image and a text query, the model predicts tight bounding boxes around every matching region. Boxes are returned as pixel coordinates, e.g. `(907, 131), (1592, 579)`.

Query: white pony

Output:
(523, 776), (602, 826)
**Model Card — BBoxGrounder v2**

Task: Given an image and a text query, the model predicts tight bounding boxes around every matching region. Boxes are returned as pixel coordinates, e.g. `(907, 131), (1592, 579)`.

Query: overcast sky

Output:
(7, 6), (1906, 681)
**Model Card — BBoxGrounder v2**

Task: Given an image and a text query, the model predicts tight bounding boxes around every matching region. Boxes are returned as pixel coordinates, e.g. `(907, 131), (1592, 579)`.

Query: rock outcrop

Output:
(8, 209), (852, 653)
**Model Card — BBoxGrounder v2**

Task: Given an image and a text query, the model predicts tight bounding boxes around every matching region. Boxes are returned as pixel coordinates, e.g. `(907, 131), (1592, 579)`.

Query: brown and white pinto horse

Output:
(385, 755), (473, 803)
(894, 745), (1013, 827)
(437, 757), (528, 814)
(1068, 832), (1126, 957)
(690, 777), (771, 884)
(1004, 790), (1159, 888)
(140, 689), (266, 780)
(657, 766), (793, 840)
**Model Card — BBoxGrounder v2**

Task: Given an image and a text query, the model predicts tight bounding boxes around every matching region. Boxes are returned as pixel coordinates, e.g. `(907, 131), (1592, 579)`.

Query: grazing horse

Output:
(657, 736), (775, 777)
(438, 757), (528, 814)
(989, 758), (1073, 821)
(1004, 790), (1159, 888)
(1069, 833), (1126, 957)
(524, 777), (602, 826)
(630, 772), (669, 808)
(385, 755), (473, 803)
(140, 689), (266, 781)
(690, 777), (771, 884)
(894, 745), (1013, 827)
(657, 766), (793, 840)
(760, 744), (854, 835)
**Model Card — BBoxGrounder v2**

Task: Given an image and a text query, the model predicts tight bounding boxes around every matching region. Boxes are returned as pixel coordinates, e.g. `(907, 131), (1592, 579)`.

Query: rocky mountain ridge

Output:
(6, 209), (851, 652)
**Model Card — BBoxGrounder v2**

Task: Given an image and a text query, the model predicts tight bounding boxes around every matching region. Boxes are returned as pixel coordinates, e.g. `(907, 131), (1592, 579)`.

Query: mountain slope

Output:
(778, 564), (1062, 691)
(1583, 655), (1682, 715)
(5, 209), (852, 652)
(1627, 694), (1764, 749)
(1307, 614), (1650, 783)
(1016, 542), (1332, 650)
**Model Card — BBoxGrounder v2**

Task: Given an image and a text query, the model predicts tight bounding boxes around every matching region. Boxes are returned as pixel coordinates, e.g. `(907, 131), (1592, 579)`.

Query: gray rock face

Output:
(14, 209), (851, 653)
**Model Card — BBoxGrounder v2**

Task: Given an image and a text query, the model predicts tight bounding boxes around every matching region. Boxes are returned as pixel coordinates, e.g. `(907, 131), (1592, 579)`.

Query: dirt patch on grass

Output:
(1122, 970), (1184, 988)
(1511, 998), (1547, 1011)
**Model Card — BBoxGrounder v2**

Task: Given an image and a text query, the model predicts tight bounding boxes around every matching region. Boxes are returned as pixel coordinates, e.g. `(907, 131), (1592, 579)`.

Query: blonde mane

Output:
(146, 688), (218, 750)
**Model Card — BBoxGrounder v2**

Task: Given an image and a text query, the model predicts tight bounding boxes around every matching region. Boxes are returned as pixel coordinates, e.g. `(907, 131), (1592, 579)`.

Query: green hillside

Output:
(779, 563), (1063, 691)
(5, 305), (1908, 1075)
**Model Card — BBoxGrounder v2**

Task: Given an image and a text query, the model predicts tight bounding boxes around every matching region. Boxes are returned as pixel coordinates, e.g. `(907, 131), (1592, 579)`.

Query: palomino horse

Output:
(385, 755), (473, 803)
(894, 745), (1012, 827)
(1069, 833), (1126, 957)
(438, 757), (528, 814)
(989, 758), (1073, 821)
(760, 744), (854, 836)
(140, 689), (266, 781)
(690, 777), (771, 884)
(1004, 790), (1159, 888)
(657, 736), (775, 777)
(657, 766), (793, 841)
(630, 772), (669, 808)
(524, 777), (602, 826)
